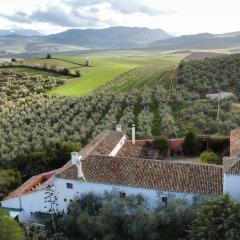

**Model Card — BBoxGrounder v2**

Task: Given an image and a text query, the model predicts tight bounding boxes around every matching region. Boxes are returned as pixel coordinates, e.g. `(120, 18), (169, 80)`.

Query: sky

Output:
(0, 0), (240, 35)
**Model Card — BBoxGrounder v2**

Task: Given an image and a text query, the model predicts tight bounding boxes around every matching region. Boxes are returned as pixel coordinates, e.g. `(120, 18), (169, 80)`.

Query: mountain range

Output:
(151, 32), (240, 50)
(0, 29), (42, 37)
(1, 26), (240, 55)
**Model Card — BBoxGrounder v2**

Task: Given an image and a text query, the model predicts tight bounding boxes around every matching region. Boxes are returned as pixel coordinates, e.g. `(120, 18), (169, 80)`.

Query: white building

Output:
(2, 128), (240, 223)
(206, 92), (235, 100)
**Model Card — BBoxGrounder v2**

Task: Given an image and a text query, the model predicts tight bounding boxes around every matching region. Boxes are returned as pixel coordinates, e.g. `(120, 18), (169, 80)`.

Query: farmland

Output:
(1, 50), (186, 96)
(1, 50), (240, 168)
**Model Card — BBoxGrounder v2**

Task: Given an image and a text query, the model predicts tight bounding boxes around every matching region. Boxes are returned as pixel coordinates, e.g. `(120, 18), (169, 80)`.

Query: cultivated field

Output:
(19, 50), (187, 96)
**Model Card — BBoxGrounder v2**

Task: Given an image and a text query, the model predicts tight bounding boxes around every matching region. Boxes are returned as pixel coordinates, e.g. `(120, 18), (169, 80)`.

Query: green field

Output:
(22, 51), (186, 96)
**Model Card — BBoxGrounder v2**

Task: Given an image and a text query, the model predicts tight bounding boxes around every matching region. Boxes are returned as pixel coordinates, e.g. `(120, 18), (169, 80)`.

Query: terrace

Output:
(117, 135), (230, 163)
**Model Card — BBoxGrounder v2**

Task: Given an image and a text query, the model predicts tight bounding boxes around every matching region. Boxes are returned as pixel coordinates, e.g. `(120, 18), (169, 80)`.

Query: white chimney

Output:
(132, 124), (135, 144)
(71, 152), (86, 180)
(116, 124), (122, 132)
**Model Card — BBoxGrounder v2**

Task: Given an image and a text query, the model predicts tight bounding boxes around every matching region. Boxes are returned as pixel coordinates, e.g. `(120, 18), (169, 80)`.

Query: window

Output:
(66, 183), (73, 189)
(162, 196), (168, 203)
(119, 192), (126, 199)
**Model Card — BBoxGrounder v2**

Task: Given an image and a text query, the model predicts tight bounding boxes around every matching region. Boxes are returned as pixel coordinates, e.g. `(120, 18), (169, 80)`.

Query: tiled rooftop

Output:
(5, 130), (235, 200)
(224, 157), (240, 175)
(57, 155), (223, 196)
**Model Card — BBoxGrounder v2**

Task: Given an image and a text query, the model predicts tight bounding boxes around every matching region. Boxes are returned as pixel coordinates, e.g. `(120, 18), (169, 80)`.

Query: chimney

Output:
(116, 124), (122, 132)
(71, 152), (86, 180)
(132, 124), (135, 144)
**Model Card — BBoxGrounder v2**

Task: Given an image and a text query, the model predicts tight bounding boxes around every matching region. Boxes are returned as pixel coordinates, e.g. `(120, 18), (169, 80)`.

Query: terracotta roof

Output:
(117, 141), (143, 158)
(79, 130), (125, 157)
(3, 170), (58, 200)
(224, 157), (240, 175)
(57, 155), (223, 196)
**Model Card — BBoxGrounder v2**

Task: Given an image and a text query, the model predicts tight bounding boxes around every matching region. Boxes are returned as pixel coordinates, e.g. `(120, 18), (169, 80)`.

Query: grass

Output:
(49, 58), (140, 96)
(2, 50), (187, 96)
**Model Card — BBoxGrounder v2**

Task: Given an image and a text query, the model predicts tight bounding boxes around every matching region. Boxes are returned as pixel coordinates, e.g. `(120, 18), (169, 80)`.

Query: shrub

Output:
(188, 194), (240, 240)
(0, 208), (26, 240)
(183, 131), (200, 156)
(62, 68), (71, 75)
(75, 69), (81, 77)
(0, 169), (22, 199)
(61, 191), (196, 240)
(153, 136), (169, 153)
(46, 53), (52, 59)
(199, 150), (221, 165)
(85, 58), (92, 67)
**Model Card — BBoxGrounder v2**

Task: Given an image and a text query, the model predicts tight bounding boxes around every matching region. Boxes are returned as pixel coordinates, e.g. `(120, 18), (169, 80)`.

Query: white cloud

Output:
(0, 0), (240, 35)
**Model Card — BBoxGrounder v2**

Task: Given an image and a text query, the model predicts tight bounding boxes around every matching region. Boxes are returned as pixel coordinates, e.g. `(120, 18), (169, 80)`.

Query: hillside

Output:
(151, 32), (240, 50)
(0, 27), (171, 55)
(0, 29), (41, 36)
(46, 26), (171, 49)
(177, 53), (240, 96)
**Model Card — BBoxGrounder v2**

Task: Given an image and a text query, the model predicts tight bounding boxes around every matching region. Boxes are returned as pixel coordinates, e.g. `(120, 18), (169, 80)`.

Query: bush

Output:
(85, 58), (92, 67)
(61, 191), (197, 240)
(14, 142), (81, 179)
(199, 151), (221, 165)
(183, 131), (200, 156)
(75, 69), (81, 77)
(0, 208), (26, 240)
(188, 194), (240, 240)
(46, 53), (52, 59)
(153, 136), (169, 153)
(62, 68), (71, 75)
(0, 169), (22, 199)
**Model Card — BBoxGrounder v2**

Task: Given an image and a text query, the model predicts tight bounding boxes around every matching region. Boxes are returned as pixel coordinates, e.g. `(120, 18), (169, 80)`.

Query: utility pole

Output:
(217, 89), (223, 121)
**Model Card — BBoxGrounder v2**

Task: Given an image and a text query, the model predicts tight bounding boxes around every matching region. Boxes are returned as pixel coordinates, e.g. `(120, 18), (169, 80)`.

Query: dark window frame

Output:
(66, 183), (73, 189)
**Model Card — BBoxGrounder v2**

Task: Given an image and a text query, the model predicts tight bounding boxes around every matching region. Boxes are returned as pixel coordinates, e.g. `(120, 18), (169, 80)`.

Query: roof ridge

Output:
(80, 130), (111, 157)
(225, 157), (240, 174)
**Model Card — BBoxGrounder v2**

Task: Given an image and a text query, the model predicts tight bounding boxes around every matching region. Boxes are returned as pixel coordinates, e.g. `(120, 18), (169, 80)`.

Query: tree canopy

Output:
(0, 208), (25, 240)
(188, 194), (240, 240)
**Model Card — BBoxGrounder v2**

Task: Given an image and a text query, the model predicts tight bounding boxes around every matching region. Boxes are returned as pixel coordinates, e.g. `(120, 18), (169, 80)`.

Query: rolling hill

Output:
(0, 26), (171, 55)
(151, 32), (240, 50)
(0, 28), (42, 36)
(45, 26), (171, 49)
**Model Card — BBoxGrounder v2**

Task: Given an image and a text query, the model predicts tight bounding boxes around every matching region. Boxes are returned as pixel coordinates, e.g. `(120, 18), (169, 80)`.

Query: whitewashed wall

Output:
(54, 178), (194, 213)
(1, 188), (53, 222)
(224, 174), (240, 200)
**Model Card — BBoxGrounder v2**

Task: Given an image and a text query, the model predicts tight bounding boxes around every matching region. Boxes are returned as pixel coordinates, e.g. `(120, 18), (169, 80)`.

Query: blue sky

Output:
(0, 0), (240, 35)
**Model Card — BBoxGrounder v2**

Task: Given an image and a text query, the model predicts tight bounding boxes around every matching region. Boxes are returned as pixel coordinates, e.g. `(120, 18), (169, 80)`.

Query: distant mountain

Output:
(151, 32), (240, 50)
(45, 26), (172, 49)
(3, 27), (240, 55)
(0, 29), (42, 37)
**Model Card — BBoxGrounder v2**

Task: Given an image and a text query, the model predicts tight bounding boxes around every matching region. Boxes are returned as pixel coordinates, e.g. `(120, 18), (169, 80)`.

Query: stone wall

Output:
(230, 129), (240, 157)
